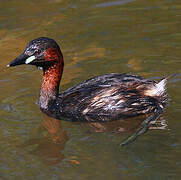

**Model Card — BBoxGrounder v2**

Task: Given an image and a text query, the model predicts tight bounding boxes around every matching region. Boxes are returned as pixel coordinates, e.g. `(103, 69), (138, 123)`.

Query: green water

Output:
(0, 0), (181, 179)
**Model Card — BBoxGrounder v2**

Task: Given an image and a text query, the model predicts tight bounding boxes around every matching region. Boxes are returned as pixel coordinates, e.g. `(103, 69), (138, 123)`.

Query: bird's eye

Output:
(35, 49), (41, 54)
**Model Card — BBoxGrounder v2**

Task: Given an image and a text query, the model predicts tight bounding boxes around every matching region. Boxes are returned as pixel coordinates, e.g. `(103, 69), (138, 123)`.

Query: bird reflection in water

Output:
(19, 113), (167, 166)
(19, 114), (68, 166)
(82, 114), (167, 134)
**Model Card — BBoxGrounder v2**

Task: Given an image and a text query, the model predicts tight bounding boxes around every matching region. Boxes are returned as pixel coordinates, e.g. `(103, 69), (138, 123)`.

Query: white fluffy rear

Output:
(144, 79), (167, 97)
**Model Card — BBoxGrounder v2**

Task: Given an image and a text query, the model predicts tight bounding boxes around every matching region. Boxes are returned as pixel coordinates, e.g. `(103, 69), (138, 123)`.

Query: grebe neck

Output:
(39, 61), (64, 110)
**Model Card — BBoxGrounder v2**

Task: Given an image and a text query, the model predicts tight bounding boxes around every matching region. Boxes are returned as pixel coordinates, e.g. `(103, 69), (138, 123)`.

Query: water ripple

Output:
(94, 0), (136, 8)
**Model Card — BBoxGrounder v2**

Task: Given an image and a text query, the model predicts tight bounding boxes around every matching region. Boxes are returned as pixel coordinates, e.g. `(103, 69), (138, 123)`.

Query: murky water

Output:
(0, 0), (181, 179)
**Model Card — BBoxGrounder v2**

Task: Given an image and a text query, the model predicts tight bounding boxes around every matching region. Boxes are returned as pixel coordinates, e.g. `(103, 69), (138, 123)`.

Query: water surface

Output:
(0, 0), (181, 179)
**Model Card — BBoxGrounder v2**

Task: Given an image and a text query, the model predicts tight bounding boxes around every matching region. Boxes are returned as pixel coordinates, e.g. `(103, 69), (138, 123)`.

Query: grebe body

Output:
(47, 73), (167, 122)
(8, 37), (168, 122)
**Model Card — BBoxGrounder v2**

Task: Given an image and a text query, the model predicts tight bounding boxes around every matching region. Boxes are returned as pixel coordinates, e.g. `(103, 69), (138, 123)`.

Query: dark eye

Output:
(35, 49), (41, 54)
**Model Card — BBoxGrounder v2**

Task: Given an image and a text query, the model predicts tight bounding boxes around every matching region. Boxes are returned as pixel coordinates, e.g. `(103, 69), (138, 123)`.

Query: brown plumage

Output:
(7, 37), (168, 122)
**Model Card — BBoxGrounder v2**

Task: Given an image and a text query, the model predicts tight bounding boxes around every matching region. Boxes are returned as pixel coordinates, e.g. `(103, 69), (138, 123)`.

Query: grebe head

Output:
(7, 37), (63, 69)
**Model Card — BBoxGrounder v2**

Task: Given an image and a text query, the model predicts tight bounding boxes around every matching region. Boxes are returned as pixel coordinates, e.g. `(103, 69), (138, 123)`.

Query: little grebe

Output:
(7, 37), (168, 122)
